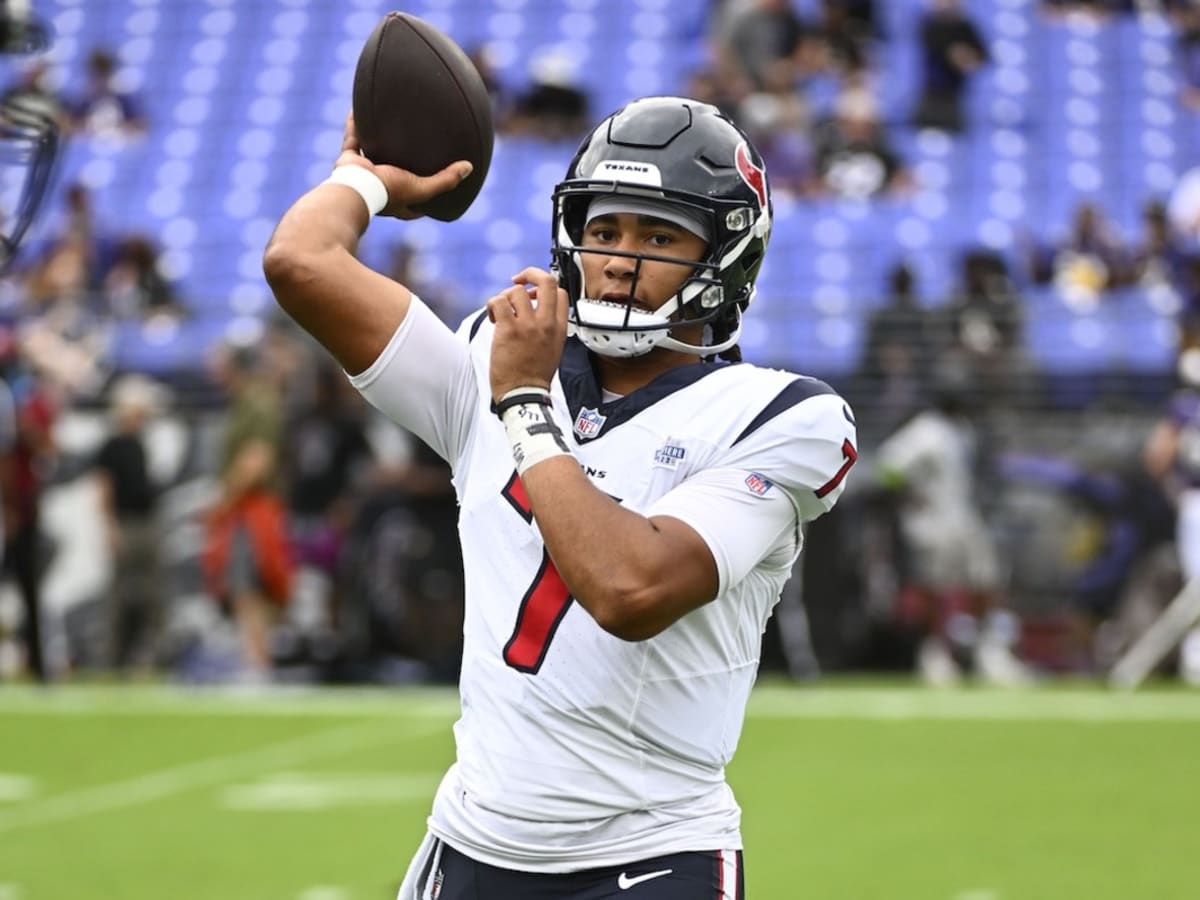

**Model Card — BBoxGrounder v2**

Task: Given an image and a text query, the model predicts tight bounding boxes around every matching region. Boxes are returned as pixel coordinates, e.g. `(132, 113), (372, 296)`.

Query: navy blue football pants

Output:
(411, 839), (745, 899)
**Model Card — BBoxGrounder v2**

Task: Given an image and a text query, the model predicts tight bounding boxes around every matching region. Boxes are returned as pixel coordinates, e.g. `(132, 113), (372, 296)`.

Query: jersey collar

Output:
(557, 337), (732, 443)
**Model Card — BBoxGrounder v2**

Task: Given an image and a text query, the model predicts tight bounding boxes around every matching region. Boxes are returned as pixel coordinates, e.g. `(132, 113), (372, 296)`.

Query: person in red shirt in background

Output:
(0, 327), (56, 682)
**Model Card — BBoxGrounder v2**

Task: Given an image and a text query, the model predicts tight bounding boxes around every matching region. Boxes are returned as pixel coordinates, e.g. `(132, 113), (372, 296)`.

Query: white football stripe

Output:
(746, 687), (1200, 722)
(1, 685), (1198, 722)
(219, 772), (442, 810)
(0, 774), (37, 802)
(719, 849), (738, 900)
(0, 718), (441, 834)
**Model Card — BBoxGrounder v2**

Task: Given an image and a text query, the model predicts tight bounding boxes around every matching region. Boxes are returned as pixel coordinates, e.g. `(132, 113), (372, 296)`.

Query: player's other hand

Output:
(488, 266), (570, 402)
(335, 112), (472, 220)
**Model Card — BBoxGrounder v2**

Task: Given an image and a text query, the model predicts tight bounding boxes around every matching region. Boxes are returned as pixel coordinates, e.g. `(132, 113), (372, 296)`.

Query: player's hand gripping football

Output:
(488, 267), (570, 402)
(335, 112), (472, 220)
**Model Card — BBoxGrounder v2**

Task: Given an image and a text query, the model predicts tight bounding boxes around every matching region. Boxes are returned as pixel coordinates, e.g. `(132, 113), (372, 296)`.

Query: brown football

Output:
(352, 12), (494, 221)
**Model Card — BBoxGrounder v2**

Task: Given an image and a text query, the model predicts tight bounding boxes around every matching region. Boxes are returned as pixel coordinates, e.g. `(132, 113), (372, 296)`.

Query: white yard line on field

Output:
(0, 685), (462, 718)
(746, 687), (1200, 721)
(0, 718), (443, 834)
(297, 886), (349, 900)
(219, 771), (443, 810)
(1, 684), (1199, 722)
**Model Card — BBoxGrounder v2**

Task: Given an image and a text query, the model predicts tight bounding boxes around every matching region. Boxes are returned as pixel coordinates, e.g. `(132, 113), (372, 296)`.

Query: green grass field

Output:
(1, 683), (1198, 900)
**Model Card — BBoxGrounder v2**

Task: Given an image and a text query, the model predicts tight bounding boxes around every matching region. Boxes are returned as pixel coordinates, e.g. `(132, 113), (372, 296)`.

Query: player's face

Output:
(579, 212), (707, 314)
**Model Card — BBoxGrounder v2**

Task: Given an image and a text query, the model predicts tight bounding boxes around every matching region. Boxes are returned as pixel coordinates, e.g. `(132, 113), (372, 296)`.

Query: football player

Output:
(265, 96), (857, 899)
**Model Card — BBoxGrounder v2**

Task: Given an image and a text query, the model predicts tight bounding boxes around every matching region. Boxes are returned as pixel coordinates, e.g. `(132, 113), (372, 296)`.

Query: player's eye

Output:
(585, 226), (616, 244)
(647, 232), (674, 248)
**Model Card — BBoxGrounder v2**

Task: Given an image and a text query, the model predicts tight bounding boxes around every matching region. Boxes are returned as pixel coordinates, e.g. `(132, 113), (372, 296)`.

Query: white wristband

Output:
(324, 165), (388, 216)
(500, 396), (573, 476)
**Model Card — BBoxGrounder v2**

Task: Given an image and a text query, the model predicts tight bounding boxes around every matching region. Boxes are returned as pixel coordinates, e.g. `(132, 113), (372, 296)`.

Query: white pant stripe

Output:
(719, 848), (738, 900)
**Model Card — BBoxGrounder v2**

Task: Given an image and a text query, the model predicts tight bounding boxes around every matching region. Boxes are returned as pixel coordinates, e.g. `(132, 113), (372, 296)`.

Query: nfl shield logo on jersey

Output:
(573, 407), (606, 441)
(745, 472), (774, 496)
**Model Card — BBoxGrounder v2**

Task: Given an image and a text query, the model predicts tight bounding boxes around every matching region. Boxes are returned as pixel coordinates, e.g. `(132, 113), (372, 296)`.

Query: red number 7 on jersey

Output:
(501, 472), (573, 674)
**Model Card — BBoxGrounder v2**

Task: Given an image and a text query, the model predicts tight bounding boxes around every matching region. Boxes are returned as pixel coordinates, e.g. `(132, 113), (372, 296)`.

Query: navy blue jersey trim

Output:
(732, 377), (836, 446)
(467, 309), (489, 343)
(557, 337), (733, 443)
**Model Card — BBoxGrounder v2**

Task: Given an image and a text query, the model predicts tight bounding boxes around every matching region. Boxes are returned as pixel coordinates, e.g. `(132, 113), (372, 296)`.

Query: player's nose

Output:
(601, 247), (638, 280)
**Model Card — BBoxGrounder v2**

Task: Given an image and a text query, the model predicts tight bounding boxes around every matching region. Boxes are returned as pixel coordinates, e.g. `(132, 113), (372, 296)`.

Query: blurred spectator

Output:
(736, 87), (814, 197)
(913, 0), (989, 133)
(1126, 199), (1192, 303)
(341, 434), (465, 683)
(284, 358), (374, 659)
(92, 374), (163, 674)
(1001, 451), (1175, 671)
(102, 235), (184, 321)
(1142, 346), (1200, 683)
(24, 228), (94, 312)
(723, 0), (813, 90)
(1028, 203), (1127, 309)
(467, 45), (513, 128)
(16, 185), (116, 399)
(828, 0), (879, 41)
(66, 48), (146, 140)
(1177, 4), (1200, 111)
(684, 62), (750, 121)
(940, 249), (1029, 411)
(0, 343), (56, 681)
(810, 84), (909, 198)
(385, 241), (462, 326)
(816, 0), (873, 75)
(203, 344), (291, 682)
(875, 373), (1031, 685)
(1168, 164), (1200, 241)
(856, 262), (936, 438)
(1040, 0), (1137, 16)
(1176, 255), (1200, 348)
(506, 52), (590, 141)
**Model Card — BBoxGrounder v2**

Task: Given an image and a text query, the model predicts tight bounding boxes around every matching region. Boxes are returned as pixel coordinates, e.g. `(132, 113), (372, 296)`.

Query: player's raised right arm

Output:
(262, 114), (472, 375)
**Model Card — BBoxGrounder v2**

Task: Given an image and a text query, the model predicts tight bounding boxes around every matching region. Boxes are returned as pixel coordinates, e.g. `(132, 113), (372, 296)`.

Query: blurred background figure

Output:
(203, 343), (290, 683)
(504, 51), (591, 141)
(811, 83), (910, 199)
(66, 47), (145, 140)
(1026, 202), (1128, 311)
(0, 337), (56, 681)
(101, 235), (184, 321)
(1143, 347), (1200, 683)
(281, 356), (374, 669)
(721, 0), (813, 92)
(939, 248), (1030, 415)
(338, 433), (465, 684)
(874, 370), (1030, 685)
(91, 373), (163, 675)
(855, 262), (935, 440)
(912, 0), (989, 133)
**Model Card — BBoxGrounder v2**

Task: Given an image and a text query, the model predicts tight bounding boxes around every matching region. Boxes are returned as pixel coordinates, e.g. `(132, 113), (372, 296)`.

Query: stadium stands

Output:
(23, 0), (1199, 383)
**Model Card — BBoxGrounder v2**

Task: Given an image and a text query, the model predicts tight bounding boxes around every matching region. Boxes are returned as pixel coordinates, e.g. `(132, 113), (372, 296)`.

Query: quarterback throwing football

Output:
(265, 96), (857, 899)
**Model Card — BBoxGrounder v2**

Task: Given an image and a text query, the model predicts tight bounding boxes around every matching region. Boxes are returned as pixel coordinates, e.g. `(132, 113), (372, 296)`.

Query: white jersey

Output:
(875, 409), (999, 591)
(350, 297), (857, 873)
